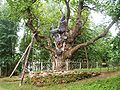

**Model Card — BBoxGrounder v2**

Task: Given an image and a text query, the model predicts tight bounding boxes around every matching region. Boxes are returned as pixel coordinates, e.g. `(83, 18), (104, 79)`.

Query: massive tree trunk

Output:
(52, 53), (70, 71)
(52, 56), (65, 71)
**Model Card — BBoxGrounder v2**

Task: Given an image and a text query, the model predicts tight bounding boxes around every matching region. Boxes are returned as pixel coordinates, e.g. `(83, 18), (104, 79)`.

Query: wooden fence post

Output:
(79, 62), (81, 69)
(39, 61), (41, 71)
(66, 60), (69, 71)
(41, 62), (43, 71)
(47, 62), (50, 71)
(52, 61), (55, 71)
(0, 67), (1, 76)
(96, 62), (98, 68)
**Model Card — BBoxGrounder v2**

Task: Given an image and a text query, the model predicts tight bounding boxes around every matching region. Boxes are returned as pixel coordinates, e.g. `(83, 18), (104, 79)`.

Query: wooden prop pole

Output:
(9, 42), (32, 78)
(19, 34), (35, 86)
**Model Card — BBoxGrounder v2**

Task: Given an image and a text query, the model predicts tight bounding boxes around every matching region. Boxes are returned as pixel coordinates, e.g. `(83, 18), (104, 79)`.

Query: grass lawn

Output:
(0, 74), (120, 90)
(0, 68), (120, 90)
(74, 66), (119, 72)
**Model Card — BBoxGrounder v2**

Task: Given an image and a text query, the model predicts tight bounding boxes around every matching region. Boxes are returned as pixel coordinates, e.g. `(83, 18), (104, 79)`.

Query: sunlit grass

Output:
(0, 74), (120, 90)
(0, 67), (119, 90)
(74, 66), (119, 72)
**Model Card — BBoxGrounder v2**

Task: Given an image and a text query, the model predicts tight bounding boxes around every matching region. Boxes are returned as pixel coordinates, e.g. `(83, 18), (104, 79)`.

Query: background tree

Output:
(0, 3), (18, 76)
(111, 31), (120, 64)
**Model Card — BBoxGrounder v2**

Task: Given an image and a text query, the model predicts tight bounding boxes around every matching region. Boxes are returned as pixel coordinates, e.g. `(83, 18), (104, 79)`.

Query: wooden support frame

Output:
(9, 43), (31, 78)
(9, 33), (36, 86)
(19, 34), (35, 86)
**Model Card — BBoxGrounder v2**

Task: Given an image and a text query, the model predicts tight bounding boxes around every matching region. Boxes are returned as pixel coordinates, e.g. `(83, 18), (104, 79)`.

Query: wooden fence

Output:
(27, 61), (120, 72)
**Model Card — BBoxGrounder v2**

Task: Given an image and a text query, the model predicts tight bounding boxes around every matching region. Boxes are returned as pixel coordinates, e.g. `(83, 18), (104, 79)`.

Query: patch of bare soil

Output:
(0, 87), (4, 90)
(76, 70), (120, 84)
(96, 70), (120, 79)
(0, 76), (20, 82)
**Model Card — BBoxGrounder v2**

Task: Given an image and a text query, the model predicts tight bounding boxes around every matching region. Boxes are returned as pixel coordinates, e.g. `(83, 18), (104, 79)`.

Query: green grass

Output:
(80, 75), (120, 90)
(73, 66), (119, 73)
(0, 67), (119, 90)
(0, 73), (120, 90)
(0, 74), (120, 90)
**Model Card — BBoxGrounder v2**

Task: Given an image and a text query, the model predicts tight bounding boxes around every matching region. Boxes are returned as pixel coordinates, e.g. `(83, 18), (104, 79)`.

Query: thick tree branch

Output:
(64, 0), (70, 24)
(77, 0), (83, 18)
(65, 17), (119, 59)
(26, 7), (45, 42)
(67, 0), (83, 43)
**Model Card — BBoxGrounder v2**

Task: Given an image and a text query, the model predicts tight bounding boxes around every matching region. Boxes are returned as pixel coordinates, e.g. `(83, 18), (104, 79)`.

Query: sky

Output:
(17, 19), (25, 38)
(90, 11), (119, 36)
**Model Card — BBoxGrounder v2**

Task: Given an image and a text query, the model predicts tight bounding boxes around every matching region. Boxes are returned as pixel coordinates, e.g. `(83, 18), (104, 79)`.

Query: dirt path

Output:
(99, 70), (120, 78)
(74, 70), (120, 84)
(0, 87), (4, 90)
(0, 79), (5, 90)
(93, 70), (119, 81)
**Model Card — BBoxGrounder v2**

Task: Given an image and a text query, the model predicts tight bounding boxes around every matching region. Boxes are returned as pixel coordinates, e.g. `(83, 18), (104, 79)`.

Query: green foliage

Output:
(7, 0), (33, 20)
(85, 0), (120, 17)
(73, 21), (113, 64)
(81, 75), (120, 90)
(19, 30), (50, 61)
(0, 20), (17, 56)
(19, 29), (32, 52)
(111, 32), (120, 64)
(112, 32), (120, 53)
(102, 0), (120, 17)
(7, 0), (61, 35)
(0, 4), (18, 76)
(88, 35), (113, 63)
